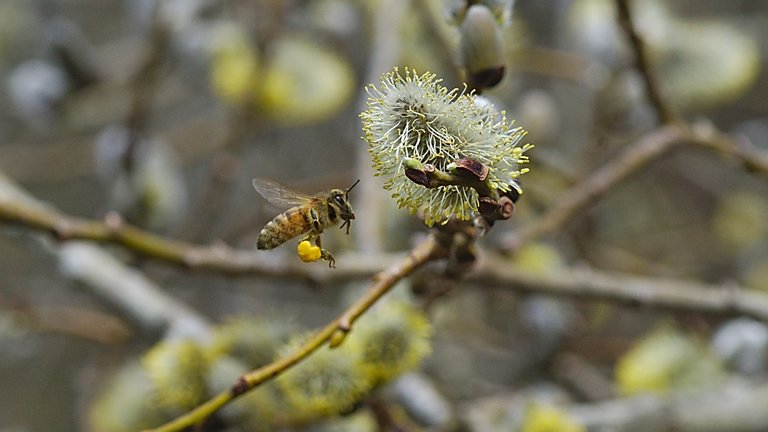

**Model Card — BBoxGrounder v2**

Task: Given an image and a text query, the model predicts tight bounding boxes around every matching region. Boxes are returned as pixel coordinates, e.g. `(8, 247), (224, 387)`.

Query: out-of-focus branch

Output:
(689, 124), (768, 175)
(518, 47), (609, 87)
(500, 2), (768, 255)
(0, 170), (320, 278)
(0, 295), (131, 344)
(6, 168), (768, 323)
(467, 379), (768, 432)
(479, 258), (768, 323)
(0, 168), (211, 341)
(570, 379), (768, 432)
(503, 123), (768, 253)
(614, 0), (680, 125)
(503, 125), (685, 251)
(58, 242), (212, 340)
(0, 186), (393, 280)
(144, 235), (443, 432)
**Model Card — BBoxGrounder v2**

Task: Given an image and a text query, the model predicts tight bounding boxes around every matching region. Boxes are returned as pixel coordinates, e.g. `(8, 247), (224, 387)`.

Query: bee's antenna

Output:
(345, 179), (361, 197)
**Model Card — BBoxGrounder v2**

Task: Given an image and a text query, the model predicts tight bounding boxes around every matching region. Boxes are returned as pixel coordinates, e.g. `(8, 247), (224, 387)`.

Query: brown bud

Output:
(498, 195), (515, 218)
(452, 157), (489, 180)
(467, 65), (506, 90)
(478, 196), (500, 216)
(478, 195), (515, 222)
(405, 163), (437, 187)
(405, 167), (430, 187)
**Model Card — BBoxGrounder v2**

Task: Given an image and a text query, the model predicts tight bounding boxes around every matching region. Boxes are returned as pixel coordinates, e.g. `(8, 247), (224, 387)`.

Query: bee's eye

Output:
(333, 195), (345, 205)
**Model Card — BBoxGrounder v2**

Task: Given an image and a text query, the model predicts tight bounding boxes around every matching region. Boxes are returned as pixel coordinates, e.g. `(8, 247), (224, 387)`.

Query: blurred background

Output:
(1, 0), (768, 431)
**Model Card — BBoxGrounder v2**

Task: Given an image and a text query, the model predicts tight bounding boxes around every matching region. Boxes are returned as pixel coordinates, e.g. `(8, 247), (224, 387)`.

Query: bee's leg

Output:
(306, 208), (335, 266)
(309, 208), (324, 235)
(321, 250), (336, 268)
(313, 235), (336, 268)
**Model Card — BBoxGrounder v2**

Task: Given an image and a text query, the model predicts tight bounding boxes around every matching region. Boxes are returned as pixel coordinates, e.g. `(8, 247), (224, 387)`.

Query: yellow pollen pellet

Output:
(297, 240), (322, 262)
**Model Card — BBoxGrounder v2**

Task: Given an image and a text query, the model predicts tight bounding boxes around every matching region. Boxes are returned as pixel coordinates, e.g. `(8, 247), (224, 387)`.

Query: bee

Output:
(252, 178), (359, 267)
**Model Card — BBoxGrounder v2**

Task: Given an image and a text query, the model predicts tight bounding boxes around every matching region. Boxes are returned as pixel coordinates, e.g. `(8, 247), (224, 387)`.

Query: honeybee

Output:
(252, 178), (359, 267)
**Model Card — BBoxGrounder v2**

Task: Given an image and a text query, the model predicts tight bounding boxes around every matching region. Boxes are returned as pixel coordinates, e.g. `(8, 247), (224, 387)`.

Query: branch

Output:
(0, 295), (131, 345)
(569, 379), (768, 431)
(6, 164), (768, 325)
(502, 123), (768, 252)
(0, 193), (403, 280)
(5, 157), (768, 323)
(688, 124), (768, 175)
(58, 242), (213, 340)
(143, 235), (443, 432)
(467, 379), (768, 432)
(614, 0), (680, 125)
(503, 125), (685, 251)
(0, 170), (365, 279)
(478, 259), (768, 323)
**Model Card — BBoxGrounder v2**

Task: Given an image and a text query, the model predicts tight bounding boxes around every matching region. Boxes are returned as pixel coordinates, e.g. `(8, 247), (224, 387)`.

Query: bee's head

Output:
(329, 179), (359, 234)
(329, 190), (354, 220)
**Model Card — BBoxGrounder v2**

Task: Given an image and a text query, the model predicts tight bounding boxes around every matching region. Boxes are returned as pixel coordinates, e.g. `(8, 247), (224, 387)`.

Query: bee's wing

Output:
(252, 178), (314, 208)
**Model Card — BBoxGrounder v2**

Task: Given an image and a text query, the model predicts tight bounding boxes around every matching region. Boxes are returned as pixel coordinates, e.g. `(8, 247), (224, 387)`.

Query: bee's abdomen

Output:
(257, 208), (312, 250)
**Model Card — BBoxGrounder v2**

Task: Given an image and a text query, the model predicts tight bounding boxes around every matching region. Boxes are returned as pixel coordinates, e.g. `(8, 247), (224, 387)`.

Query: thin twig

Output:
(517, 47), (609, 87)
(143, 235), (443, 432)
(0, 295), (131, 345)
(614, 0), (680, 125)
(688, 125), (768, 175)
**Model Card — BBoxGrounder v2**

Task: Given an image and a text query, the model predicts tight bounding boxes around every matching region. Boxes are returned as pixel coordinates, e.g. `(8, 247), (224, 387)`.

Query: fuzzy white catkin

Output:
(361, 68), (531, 226)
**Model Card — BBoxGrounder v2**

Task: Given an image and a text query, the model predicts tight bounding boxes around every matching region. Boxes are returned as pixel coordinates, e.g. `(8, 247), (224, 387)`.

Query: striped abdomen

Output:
(257, 207), (314, 250)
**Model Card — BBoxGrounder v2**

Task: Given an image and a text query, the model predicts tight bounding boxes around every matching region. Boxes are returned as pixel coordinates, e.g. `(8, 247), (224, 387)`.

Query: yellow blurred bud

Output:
(209, 25), (260, 105)
(615, 325), (724, 396)
(89, 362), (168, 432)
(141, 340), (209, 409)
(276, 335), (371, 419)
(521, 403), (585, 432)
(513, 242), (564, 275)
(259, 36), (354, 124)
(713, 192), (768, 251)
(346, 301), (432, 383)
(744, 261), (768, 293)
